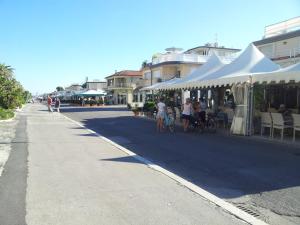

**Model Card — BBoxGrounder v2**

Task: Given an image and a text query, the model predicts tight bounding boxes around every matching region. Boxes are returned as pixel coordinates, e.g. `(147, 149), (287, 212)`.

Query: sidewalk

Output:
(25, 104), (246, 225)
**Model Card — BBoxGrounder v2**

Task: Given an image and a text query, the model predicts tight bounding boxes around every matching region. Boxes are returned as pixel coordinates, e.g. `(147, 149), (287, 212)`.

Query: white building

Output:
(253, 17), (300, 67)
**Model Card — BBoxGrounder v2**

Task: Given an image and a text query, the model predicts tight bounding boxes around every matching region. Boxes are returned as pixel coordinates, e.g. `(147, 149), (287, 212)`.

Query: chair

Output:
(292, 114), (300, 142)
(271, 112), (293, 141)
(260, 112), (273, 137)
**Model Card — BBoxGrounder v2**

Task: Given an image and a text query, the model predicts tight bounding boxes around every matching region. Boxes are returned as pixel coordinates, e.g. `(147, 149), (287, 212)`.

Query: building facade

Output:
(82, 80), (107, 91)
(253, 17), (300, 67)
(105, 70), (143, 104)
(141, 46), (240, 88)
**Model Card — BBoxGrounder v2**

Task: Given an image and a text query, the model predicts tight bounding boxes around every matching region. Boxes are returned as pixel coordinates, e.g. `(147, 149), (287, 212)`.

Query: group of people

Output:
(47, 95), (61, 112)
(155, 97), (207, 132)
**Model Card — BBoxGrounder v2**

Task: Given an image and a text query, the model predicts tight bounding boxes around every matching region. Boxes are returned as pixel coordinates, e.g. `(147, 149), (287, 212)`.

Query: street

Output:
(61, 105), (300, 225)
(0, 104), (249, 225)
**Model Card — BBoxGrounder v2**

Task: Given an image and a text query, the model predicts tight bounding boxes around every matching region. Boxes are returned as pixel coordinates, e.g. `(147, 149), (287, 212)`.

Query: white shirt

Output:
(157, 102), (165, 113)
(182, 103), (192, 115)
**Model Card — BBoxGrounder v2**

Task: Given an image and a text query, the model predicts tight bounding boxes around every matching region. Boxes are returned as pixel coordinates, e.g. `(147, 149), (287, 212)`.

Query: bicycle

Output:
(163, 107), (175, 132)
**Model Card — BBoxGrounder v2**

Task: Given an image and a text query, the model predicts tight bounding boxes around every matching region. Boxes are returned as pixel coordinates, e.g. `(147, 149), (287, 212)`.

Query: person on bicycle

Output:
(156, 97), (166, 132)
(181, 98), (193, 132)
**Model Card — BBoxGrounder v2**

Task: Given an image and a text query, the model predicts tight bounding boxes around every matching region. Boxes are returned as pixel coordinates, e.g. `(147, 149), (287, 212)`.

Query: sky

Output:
(0, 0), (299, 94)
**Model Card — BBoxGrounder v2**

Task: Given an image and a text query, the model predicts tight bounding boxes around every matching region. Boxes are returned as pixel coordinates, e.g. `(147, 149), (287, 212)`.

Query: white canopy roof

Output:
(77, 89), (106, 96)
(161, 52), (228, 90)
(253, 62), (300, 84)
(192, 43), (280, 88)
(140, 78), (180, 91)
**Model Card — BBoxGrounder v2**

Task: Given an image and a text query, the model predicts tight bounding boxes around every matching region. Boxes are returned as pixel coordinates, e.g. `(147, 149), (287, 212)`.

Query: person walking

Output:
(156, 97), (166, 132)
(199, 97), (207, 122)
(55, 97), (61, 112)
(47, 95), (53, 112)
(181, 98), (193, 132)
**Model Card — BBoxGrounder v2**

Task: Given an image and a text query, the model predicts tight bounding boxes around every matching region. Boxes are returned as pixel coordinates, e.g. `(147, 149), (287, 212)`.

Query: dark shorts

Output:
(181, 114), (191, 120)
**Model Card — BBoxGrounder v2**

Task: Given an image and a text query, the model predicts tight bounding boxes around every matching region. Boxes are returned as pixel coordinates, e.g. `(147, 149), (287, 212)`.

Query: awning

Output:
(75, 89), (106, 96)
(188, 43), (280, 88)
(141, 78), (180, 91)
(253, 62), (300, 84)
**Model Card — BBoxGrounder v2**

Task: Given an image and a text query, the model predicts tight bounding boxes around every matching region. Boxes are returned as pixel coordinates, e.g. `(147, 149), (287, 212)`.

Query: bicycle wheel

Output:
(207, 118), (217, 133)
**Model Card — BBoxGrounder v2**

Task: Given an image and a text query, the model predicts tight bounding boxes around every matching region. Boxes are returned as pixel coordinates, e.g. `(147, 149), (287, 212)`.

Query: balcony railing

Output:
(266, 47), (300, 60)
(107, 83), (135, 88)
(152, 53), (237, 65)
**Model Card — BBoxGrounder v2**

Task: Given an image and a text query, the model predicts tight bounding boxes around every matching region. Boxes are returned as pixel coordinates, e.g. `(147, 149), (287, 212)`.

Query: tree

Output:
(0, 63), (30, 109)
(56, 86), (64, 91)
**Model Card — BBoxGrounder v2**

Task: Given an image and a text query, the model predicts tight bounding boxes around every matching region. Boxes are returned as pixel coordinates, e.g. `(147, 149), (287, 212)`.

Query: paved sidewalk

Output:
(24, 104), (246, 225)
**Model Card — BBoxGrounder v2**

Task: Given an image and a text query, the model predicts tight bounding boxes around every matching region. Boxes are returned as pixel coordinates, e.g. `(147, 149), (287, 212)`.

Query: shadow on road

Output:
(63, 107), (300, 201)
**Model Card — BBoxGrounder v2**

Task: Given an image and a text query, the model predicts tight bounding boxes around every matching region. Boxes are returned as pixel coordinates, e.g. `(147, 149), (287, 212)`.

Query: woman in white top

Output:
(156, 98), (166, 132)
(181, 98), (192, 132)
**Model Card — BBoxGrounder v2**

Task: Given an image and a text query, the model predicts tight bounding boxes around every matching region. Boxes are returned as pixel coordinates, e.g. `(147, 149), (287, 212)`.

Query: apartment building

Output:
(253, 17), (300, 67)
(105, 70), (143, 104)
(141, 45), (240, 88)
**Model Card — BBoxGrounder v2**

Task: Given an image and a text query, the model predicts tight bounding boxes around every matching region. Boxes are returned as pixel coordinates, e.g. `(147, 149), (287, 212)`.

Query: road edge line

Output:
(62, 114), (268, 225)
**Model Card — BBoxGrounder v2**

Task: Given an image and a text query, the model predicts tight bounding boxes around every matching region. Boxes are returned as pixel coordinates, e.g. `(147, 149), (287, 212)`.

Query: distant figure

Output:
(156, 97), (166, 132)
(55, 97), (61, 112)
(47, 95), (53, 112)
(199, 97), (207, 122)
(181, 98), (193, 132)
(81, 98), (85, 106)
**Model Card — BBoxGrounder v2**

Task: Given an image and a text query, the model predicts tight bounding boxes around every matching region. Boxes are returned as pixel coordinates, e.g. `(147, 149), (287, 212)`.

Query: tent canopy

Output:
(76, 89), (106, 96)
(253, 62), (300, 84)
(140, 78), (180, 91)
(190, 43), (280, 88)
(162, 52), (228, 90)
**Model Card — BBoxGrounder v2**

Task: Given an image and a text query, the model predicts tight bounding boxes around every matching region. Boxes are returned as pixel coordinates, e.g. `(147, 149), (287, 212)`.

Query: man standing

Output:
(47, 95), (53, 112)
(55, 97), (61, 112)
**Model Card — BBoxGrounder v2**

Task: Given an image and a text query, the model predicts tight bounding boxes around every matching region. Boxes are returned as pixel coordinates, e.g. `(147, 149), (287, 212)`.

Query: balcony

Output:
(152, 53), (236, 65)
(107, 83), (136, 90)
(263, 47), (300, 61)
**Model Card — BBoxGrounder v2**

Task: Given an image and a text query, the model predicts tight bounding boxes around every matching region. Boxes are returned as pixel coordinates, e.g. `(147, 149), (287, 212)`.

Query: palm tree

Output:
(0, 63), (14, 79)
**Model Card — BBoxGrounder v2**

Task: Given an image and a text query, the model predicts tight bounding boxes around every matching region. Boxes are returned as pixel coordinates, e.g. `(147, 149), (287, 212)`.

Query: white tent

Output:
(161, 52), (229, 90)
(195, 43), (280, 88)
(76, 89), (106, 96)
(253, 62), (300, 84)
(140, 78), (180, 91)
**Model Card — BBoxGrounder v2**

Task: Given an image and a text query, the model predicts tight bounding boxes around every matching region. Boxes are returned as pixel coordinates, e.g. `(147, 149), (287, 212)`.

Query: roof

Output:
(253, 29), (300, 46)
(185, 46), (240, 53)
(105, 70), (142, 79)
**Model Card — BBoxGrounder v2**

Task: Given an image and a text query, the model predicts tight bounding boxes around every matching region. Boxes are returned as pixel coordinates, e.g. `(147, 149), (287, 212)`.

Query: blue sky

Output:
(0, 0), (299, 94)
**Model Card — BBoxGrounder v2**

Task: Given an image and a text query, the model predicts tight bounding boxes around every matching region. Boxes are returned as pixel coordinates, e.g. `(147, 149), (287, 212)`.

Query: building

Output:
(141, 45), (240, 88)
(82, 80), (107, 91)
(253, 17), (300, 67)
(65, 84), (83, 91)
(105, 70), (143, 104)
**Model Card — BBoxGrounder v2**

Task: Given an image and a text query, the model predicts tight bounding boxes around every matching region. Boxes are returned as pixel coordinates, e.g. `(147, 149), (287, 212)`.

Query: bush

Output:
(0, 107), (14, 120)
(143, 101), (156, 112)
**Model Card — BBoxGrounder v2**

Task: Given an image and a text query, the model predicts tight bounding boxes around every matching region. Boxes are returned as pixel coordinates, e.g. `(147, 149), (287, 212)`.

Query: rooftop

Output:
(105, 70), (142, 79)
(253, 29), (300, 46)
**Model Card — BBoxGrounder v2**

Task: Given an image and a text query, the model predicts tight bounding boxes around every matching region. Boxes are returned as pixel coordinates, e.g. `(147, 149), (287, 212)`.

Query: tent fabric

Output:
(140, 78), (180, 91)
(76, 89), (106, 96)
(253, 62), (300, 84)
(161, 52), (228, 90)
(189, 43), (280, 88)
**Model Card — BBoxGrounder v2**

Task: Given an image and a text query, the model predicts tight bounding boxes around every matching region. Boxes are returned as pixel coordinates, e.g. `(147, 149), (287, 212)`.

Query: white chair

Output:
(271, 112), (293, 141)
(292, 114), (300, 142)
(261, 112), (273, 137)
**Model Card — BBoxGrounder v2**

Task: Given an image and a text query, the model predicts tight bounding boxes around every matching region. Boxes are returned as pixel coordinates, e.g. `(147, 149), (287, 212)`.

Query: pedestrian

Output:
(199, 97), (207, 122)
(181, 98), (193, 132)
(156, 97), (166, 132)
(55, 97), (61, 112)
(47, 95), (53, 112)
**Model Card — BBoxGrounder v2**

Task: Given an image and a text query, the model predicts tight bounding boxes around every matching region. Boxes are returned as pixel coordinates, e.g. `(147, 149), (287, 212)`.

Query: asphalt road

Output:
(0, 104), (248, 225)
(62, 105), (300, 225)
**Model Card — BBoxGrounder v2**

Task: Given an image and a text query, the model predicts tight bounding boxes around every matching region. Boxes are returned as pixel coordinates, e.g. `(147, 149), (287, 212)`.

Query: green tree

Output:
(0, 63), (31, 109)
(56, 86), (64, 91)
